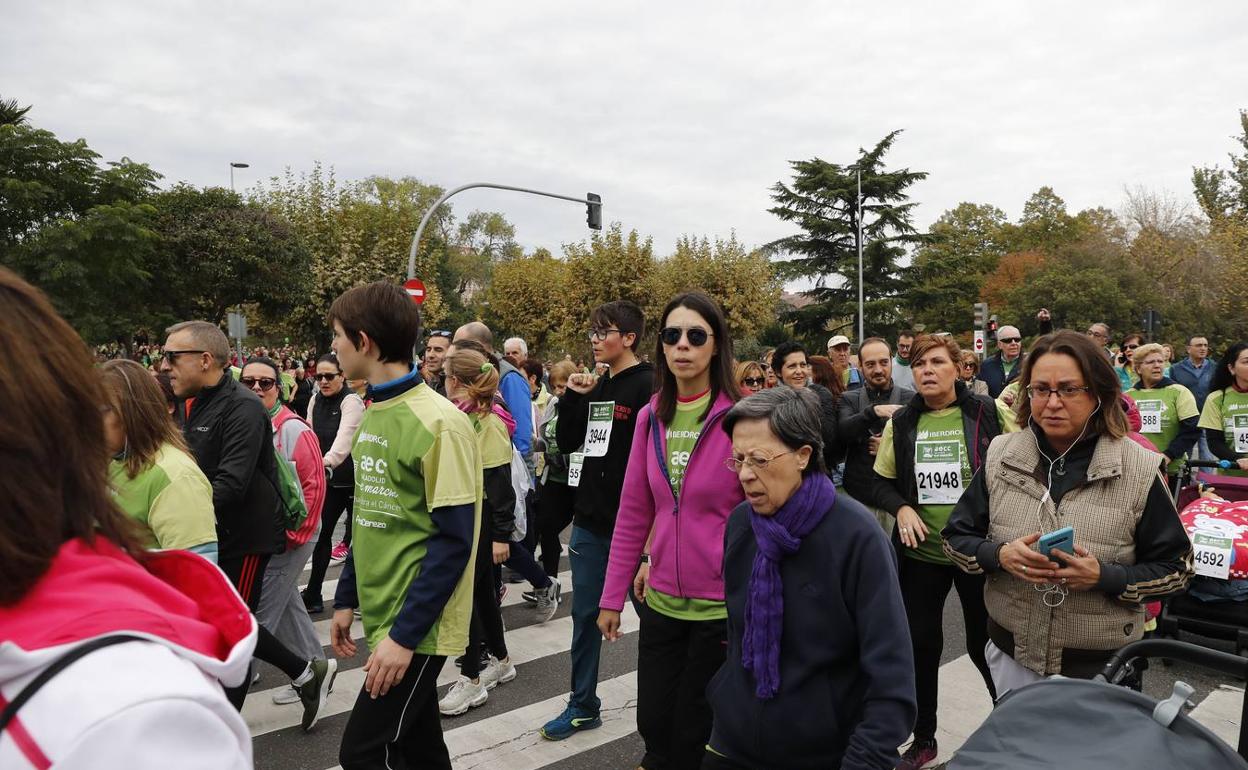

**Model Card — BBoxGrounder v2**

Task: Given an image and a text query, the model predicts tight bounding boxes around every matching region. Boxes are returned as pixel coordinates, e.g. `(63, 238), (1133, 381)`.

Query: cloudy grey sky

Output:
(4, 2), (1245, 259)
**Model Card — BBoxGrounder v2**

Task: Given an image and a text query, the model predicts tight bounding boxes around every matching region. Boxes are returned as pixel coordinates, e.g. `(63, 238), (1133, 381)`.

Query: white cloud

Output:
(4, 1), (1244, 262)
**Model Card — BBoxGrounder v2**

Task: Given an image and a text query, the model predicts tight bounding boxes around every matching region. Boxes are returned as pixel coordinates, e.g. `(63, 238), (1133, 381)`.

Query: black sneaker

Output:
(301, 591), (324, 614)
(297, 658), (338, 731)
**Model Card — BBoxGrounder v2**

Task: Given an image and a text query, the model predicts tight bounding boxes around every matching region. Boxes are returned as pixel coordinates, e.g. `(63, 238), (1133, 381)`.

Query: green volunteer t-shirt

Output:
(874, 401), (1017, 564)
(1125, 382), (1200, 474)
(666, 390), (710, 498)
(1199, 387), (1248, 478)
(351, 383), (482, 655)
(472, 409), (514, 470)
(109, 442), (217, 551)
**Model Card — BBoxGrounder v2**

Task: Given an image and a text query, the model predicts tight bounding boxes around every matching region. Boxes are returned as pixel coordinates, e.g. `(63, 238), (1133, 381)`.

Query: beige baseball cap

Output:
(826, 335), (851, 349)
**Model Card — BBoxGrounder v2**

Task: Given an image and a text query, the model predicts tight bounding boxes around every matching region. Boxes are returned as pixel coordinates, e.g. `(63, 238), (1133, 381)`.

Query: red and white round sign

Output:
(404, 278), (426, 305)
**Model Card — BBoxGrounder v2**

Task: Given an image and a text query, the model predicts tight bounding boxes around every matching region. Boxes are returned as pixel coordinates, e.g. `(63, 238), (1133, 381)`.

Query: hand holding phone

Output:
(1037, 526), (1075, 556)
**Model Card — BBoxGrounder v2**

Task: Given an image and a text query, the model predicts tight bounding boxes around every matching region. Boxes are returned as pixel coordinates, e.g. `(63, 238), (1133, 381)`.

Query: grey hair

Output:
(504, 337), (528, 357)
(721, 386), (827, 476)
(165, 320), (230, 368)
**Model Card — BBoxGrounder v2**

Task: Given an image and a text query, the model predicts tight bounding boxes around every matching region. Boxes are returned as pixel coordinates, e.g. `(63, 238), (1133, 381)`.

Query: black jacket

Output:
(290, 376), (313, 419)
(979, 351), (1024, 399)
(555, 362), (655, 538)
(708, 498), (917, 770)
(177, 372), (285, 558)
(838, 383), (915, 504)
(807, 382), (844, 471)
(869, 381), (1002, 519)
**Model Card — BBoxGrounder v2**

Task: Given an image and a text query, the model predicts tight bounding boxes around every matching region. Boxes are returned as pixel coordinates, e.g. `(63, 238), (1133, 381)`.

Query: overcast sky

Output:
(4, 2), (1245, 261)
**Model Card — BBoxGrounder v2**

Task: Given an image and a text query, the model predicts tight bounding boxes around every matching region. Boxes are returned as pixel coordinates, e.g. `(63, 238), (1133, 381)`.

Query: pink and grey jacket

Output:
(273, 406), (326, 549)
(600, 391), (745, 611)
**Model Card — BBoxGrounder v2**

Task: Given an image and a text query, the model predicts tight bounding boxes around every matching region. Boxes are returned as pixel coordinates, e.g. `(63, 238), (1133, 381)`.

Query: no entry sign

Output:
(973, 330), (985, 355)
(404, 278), (426, 305)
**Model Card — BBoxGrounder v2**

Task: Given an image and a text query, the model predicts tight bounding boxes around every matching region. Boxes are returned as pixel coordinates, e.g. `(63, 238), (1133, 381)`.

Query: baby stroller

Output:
(947, 639), (1248, 768)
(1156, 459), (1248, 657)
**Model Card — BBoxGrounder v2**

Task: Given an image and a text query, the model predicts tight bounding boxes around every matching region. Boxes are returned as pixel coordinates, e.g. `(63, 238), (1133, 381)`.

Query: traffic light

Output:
(1142, 309), (1163, 340)
(973, 302), (988, 329)
(988, 314), (999, 335)
(586, 192), (602, 231)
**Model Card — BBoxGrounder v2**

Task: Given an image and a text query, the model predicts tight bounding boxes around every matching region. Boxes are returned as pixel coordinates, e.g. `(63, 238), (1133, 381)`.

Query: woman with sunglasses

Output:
(239, 357), (332, 706)
(1115, 333), (1144, 392)
(958, 351), (990, 397)
(101, 359), (218, 562)
(735, 360), (766, 396)
(760, 349), (777, 389)
(598, 292), (744, 770)
(303, 354), (366, 613)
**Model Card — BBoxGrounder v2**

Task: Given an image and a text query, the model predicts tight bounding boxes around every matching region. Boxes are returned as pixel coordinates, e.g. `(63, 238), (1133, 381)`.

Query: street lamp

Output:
(407, 182), (603, 280)
(229, 162), (250, 192)
(844, 163), (865, 346)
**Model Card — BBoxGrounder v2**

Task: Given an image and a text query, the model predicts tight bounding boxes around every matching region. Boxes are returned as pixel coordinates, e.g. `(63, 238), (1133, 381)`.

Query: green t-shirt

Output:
(471, 409), (514, 470)
(542, 406), (568, 485)
(351, 383), (482, 655)
(109, 443), (217, 551)
(666, 391), (710, 498)
(874, 401), (1018, 564)
(1125, 382), (1200, 473)
(647, 587), (727, 621)
(1199, 387), (1248, 477)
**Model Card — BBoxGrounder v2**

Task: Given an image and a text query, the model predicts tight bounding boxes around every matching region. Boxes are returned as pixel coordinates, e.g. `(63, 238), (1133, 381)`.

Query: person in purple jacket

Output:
(598, 292), (743, 770)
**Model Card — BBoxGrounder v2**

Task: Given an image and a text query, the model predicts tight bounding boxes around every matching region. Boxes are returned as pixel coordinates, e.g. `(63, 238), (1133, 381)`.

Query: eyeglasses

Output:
(998, 337), (1021, 344)
(313, 372), (340, 382)
(587, 328), (622, 342)
(162, 349), (205, 363)
(742, 377), (765, 387)
(724, 450), (795, 472)
(241, 377), (277, 391)
(1123, 344), (1139, 351)
(961, 363), (976, 370)
(1086, 330), (1107, 338)
(661, 326), (712, 346)
(428, 330), (452, 339)
(1026, 384), (1092, 401)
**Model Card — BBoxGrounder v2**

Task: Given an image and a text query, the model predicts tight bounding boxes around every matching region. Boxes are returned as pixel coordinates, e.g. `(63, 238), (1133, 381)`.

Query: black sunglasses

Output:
(661, 326), (712, 346)
(313, 372), (340, 382)
(240, 377), (277, 391)
(163, 349), (205, 363)
(742, 377), (765, 387)
(998, 337), (1021, 344)
(428, 330), (452, 339)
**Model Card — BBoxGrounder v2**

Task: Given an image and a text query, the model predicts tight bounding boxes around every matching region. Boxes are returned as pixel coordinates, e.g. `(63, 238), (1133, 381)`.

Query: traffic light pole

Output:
(406, 182), (602, 280)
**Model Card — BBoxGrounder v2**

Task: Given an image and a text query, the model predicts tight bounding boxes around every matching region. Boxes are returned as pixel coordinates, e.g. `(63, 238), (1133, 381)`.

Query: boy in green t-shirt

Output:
(326, 281), (482, 770)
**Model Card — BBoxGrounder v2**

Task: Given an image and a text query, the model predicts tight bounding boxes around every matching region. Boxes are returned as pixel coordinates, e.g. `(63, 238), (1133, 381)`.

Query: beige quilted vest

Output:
(982, 430), (1161, 675)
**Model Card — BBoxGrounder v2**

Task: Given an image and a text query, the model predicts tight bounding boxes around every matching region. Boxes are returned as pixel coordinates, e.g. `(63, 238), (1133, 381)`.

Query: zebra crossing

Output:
(245, 556), (1247, 769)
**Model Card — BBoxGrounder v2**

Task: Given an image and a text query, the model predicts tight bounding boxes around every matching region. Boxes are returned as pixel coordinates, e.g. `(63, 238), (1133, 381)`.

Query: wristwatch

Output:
(639, 553), (650, 564)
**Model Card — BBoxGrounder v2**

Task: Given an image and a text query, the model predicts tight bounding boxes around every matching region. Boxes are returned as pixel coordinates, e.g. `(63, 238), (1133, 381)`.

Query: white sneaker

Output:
(272, 684), (300, 705)
(479, 655), (517, 690)
(439, 675), (488, 716)
(533, 581), (561, 624)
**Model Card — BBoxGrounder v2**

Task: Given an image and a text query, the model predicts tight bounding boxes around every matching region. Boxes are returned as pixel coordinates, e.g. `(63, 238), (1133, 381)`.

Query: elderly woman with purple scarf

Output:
(704, 387), (916, 770)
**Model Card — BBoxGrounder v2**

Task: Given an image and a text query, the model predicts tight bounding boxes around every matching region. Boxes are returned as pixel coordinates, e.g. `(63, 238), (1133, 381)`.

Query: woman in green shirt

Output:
(1124, 342), (1200, 485)
(869, 334), (1015, 768)
(1199, 341), (1248, 477)
(100, 359), (217, 562)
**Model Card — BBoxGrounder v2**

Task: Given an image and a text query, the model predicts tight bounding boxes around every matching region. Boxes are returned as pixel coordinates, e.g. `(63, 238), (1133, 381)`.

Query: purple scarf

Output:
(743, 471), (835, 699)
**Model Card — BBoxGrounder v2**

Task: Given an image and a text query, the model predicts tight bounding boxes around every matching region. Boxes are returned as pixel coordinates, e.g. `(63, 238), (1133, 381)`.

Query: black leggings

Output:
(897, 555), (996, 741)
(306, 485), (353, 601)
(464, 509), (507, 680)
(219, 553), (309, 709)
(537, 480), (574, 577)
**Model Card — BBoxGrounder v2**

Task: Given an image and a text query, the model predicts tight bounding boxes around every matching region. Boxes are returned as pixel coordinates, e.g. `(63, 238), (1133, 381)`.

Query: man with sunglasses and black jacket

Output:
(162, 320), (333, 727)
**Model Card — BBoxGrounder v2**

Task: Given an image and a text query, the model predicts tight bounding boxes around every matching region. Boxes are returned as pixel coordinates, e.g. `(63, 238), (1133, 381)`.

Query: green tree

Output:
(905, 202), (1008, 334)
(150, 184), (311, 328)
(1193, 109), (1248, 222)
(649, 233), (781, 341)
(482, 247), (571, 356)
(0, 97), (31, 126)
(767, 130), (929, 340)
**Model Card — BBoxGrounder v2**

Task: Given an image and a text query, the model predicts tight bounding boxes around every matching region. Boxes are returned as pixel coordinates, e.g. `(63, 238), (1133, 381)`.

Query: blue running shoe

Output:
(540, 703), (601, 740)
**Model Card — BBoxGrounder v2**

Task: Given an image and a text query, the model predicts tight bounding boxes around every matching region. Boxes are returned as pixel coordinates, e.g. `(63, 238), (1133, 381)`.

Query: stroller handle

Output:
(1099, 639), (1248, 684)
(1187, 459), (1235, 469)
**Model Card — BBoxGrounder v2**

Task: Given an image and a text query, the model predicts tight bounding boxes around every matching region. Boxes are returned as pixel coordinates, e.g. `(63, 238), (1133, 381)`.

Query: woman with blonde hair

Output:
(100, 359), (218, 562)
(438, 346), (560, 716)
(958, 351), (991, 397)
(734, 360), (766, 396)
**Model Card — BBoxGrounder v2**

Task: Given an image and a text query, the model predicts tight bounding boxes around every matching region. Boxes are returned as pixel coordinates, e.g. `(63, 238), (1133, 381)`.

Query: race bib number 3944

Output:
(583, 401), (615, 457)
(915, 440), (964, 505)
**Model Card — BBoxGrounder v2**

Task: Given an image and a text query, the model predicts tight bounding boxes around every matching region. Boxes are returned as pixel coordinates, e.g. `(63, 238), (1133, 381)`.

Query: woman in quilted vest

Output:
(944, 329), (1192, 698)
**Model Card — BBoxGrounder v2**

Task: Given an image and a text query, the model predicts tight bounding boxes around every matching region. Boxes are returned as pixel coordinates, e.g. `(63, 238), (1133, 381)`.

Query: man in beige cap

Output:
(827, 335), (864, 390)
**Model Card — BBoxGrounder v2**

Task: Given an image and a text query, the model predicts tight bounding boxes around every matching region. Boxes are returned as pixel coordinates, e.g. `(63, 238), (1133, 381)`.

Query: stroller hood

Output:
(948, 677), (1247, 769)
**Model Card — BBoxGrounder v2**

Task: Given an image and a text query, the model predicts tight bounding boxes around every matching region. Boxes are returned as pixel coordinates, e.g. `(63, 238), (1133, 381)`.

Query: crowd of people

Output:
(6, 261), (1248, 769)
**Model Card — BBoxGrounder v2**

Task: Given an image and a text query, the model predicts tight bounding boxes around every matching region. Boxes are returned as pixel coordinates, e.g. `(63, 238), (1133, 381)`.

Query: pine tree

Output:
(767, 130), (928, 342)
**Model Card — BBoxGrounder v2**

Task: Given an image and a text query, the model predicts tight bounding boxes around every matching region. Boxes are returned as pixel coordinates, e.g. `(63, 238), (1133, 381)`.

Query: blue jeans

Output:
(568, 525), (610, 714)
